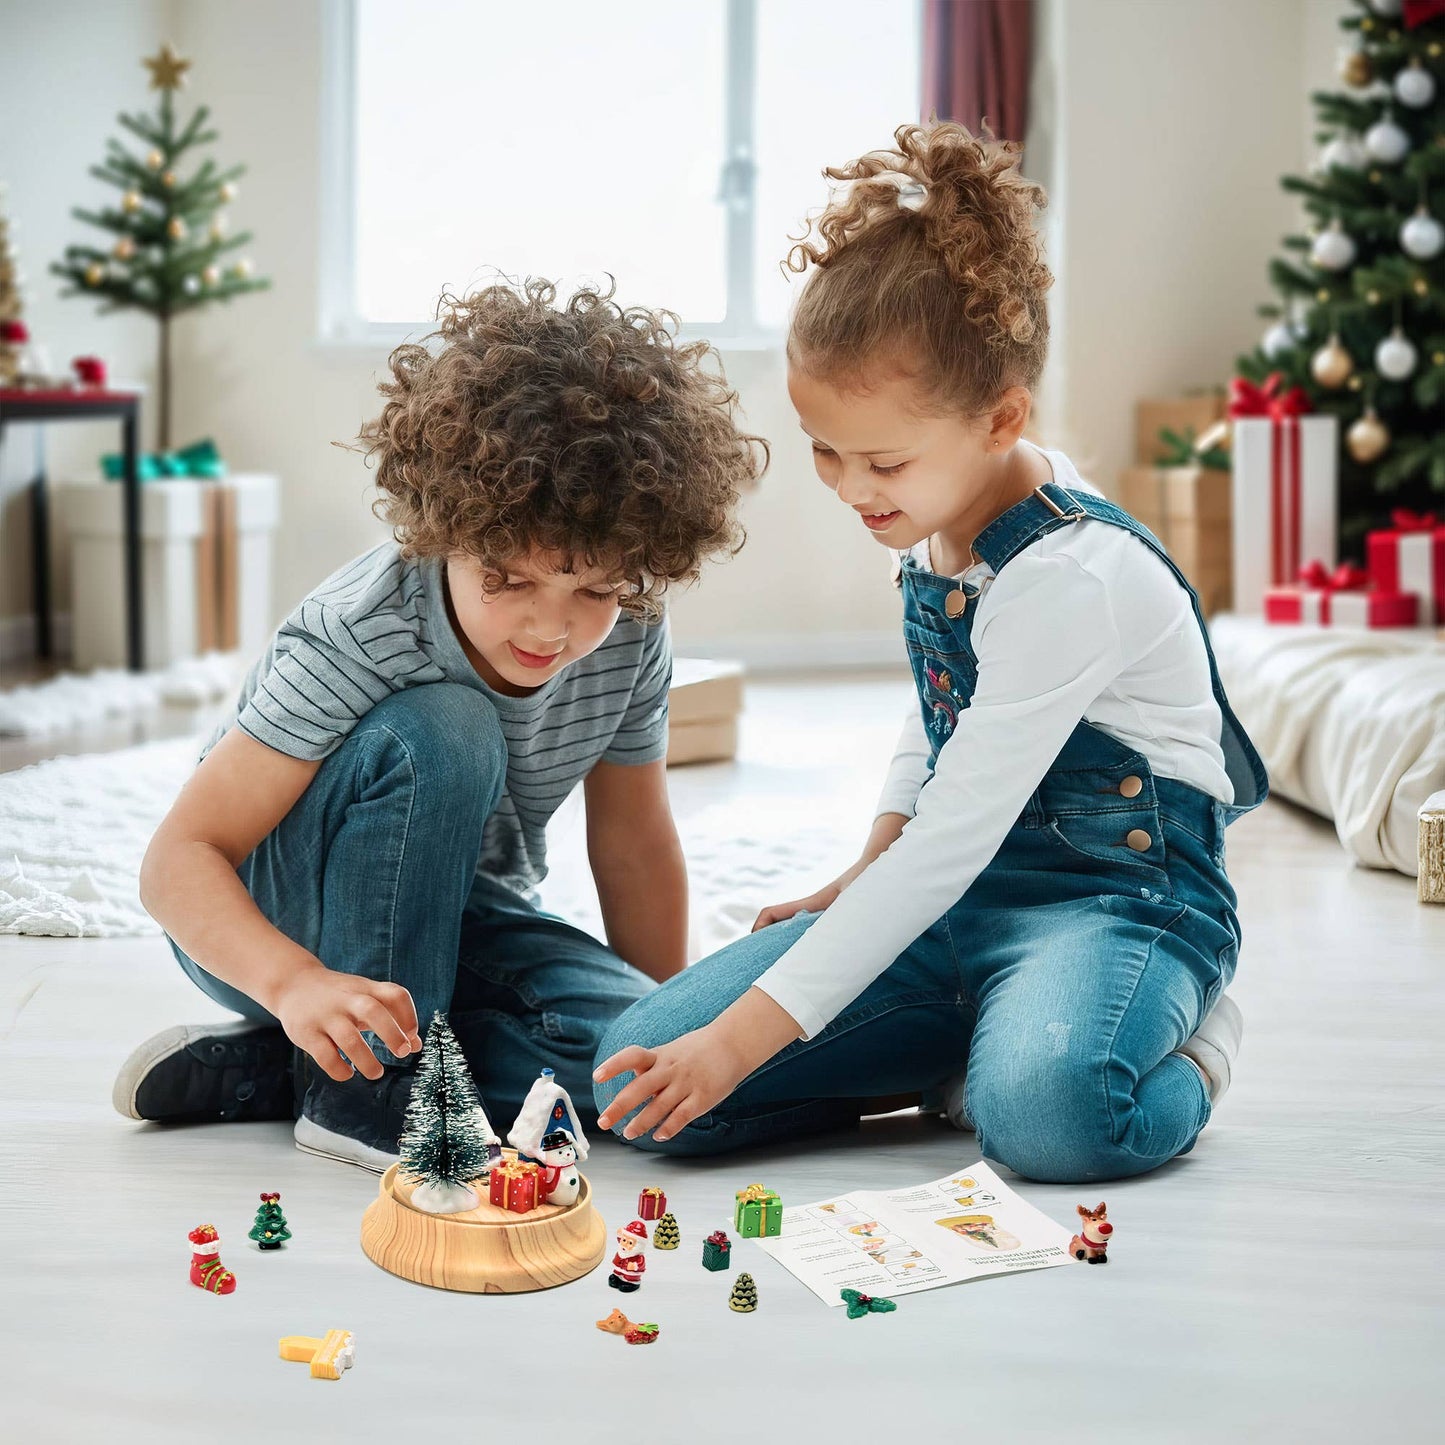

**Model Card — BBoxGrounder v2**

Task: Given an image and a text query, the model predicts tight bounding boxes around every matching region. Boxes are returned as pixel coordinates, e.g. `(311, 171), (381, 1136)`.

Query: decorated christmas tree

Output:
(50, 43), (269, 447)
(653, 1212), (680, 1250)
(398, 1012), (498, 1214)
(1238, 0), (1444, 552)
(728, 1272), (759, 1313)
(1, 189), (28, 386)
(247, 1191), (291, 1250)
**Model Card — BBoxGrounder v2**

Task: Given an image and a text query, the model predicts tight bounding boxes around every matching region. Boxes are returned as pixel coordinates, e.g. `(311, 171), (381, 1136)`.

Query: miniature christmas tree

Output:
(653, 1212), (680, 1250)
(398, 1012), (497, 1215)
(50, 43), (269, 447)
(247, 1191), (291, 1250)
(1237, 0), (1445, 551)
(728, 1272), (758, 1313)
(1, 188), (36, 387)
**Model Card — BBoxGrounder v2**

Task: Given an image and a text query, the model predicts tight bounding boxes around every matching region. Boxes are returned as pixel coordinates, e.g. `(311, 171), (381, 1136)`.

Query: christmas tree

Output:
(247, 1191), (291, 1250)
(1, 189), (27, 386)
(398, 1012), (497, 1213)
(653, 1212), (680, 1250)
(1238, 0), (1444, 553)
(728, 1272), (758, 1313)
(50, 43), (269, 448)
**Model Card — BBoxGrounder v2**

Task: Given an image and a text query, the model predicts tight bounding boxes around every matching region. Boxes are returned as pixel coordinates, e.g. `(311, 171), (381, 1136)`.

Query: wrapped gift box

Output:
(1263, 585), (1419, 628)
(637, 1186), (667, 1221)
(1134, 393), (1227, 468)
(702, 1230), (732, 1271)
(1366, 514), (1444, 627)
(734, 1183), (782, 1239)
(1116, 464), (1232, 616)
(488, 1159), (543, 1214)
(667, 658), (744, 766)
(1231, 415), (1338, 614)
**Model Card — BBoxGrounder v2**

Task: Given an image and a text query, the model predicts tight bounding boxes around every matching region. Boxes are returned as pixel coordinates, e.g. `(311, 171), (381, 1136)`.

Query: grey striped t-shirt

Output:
(208, 542), (671, 899)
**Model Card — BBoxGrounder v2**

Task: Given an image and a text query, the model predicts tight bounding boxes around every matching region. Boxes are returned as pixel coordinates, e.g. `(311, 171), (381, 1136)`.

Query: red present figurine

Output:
(488, 1158), (543, 1214)
(72, 354), (107, 388)
(1069, 1202), (1114, 1264)
(1367, 509), (1444, 626)
(637, 1185), (667, 1220)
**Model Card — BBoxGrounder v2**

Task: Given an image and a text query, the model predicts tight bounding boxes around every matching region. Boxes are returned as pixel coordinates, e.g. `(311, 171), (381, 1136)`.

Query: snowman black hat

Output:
(540, 1128), (575, 1152)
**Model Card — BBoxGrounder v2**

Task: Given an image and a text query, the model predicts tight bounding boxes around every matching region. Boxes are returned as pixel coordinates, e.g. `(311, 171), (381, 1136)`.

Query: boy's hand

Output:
(270, 967), (422, 1082)
(594, 1025), (755, 1143)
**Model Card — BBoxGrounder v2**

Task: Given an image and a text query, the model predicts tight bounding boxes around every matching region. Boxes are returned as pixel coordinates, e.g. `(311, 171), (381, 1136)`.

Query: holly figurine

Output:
(248, 1191), (291, 1250)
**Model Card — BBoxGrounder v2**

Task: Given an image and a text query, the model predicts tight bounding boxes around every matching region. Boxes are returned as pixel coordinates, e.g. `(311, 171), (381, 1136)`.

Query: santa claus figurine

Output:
(187, 1223), (237, 1295)
(609, 1219), (648, 1292)
(537, 1128), (580, 1208)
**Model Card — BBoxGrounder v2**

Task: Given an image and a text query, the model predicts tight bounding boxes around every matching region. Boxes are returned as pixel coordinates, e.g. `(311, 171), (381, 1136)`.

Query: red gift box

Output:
(1264, 582), (1419, 628)
(637, 1186), (667, 1220)
(1366, 510), (1444, 626)
(489, 1159), (543, 1213)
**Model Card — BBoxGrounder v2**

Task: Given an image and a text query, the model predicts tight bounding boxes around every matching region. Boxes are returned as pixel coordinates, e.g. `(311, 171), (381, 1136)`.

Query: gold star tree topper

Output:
(143, 43), (191, 91)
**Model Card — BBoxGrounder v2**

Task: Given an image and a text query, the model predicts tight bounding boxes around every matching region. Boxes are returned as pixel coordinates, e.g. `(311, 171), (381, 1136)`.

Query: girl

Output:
(592, 122), (1265, 1184)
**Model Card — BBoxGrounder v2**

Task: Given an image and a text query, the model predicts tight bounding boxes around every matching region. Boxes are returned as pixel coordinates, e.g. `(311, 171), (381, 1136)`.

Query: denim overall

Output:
(595, 481), (1269, 1182)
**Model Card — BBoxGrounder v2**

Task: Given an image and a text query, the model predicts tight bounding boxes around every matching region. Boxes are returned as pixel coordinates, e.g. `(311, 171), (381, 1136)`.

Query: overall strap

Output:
(973, 482), (1268, 816)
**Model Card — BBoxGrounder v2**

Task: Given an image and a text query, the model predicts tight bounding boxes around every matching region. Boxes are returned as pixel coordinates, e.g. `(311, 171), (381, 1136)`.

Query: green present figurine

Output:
(702, 1229), (732, 1271)
(733, 1183), (782, 1239)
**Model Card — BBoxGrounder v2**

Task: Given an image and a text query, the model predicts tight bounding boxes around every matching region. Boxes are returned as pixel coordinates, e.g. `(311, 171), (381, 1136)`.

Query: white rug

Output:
(0, 738), (852, 947)
(0, 652), (240, 738)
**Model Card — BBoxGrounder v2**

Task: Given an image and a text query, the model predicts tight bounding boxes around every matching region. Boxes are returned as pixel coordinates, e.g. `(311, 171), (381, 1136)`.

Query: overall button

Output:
(1125, 828), (1154, 852)
(1118, 775), (1143, 798)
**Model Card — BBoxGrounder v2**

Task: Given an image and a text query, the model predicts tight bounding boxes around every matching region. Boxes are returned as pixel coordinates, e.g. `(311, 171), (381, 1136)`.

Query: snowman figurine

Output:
(536, 1128), (581, 1207)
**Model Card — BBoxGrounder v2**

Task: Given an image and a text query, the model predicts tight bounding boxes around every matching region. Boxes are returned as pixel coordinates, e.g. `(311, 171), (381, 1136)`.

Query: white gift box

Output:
(1231, 415), (1338, 614)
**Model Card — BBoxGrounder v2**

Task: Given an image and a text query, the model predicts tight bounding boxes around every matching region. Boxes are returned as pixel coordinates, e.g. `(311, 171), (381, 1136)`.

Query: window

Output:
(320, 0), (920, 347)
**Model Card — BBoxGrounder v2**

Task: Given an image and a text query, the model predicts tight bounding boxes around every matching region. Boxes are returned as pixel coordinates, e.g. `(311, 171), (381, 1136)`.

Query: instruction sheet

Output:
(756, 1161), (1076, 1305)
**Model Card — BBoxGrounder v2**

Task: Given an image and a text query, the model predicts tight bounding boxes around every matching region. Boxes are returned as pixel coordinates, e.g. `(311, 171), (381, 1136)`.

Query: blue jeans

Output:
(594, 768), (1239, 1184)
(172, 683), (651, 1123)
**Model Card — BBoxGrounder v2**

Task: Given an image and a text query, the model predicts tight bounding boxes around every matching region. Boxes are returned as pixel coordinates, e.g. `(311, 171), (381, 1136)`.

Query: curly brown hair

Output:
(785, 121), (1053, 417)
(354, 278), (766, 618)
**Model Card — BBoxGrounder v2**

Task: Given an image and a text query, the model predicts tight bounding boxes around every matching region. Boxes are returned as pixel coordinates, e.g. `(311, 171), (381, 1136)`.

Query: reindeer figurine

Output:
(1069, 1202), (1114, 1264)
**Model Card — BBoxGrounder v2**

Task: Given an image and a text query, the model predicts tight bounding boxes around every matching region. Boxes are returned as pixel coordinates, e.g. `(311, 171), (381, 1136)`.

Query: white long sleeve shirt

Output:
(753, 448), (1232, 1040)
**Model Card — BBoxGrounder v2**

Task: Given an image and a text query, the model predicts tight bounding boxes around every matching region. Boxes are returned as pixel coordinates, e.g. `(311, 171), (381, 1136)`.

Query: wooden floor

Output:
(2, 675), (1440, 1442)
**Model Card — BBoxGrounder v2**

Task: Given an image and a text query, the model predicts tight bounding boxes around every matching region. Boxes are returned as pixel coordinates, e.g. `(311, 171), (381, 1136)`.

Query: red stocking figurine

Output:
(188, 1224), (237, 1294)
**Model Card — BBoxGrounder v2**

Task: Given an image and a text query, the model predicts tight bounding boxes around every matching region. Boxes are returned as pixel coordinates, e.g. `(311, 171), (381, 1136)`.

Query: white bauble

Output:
(1375, 327), (1418, 381)
(181, 274), (201, 295)
(1311, 221), (1357, 271)
(1364, 116), (1410, 165)
(1320, 134), (1368, 171)
(1262, 321), (1298, 360)
(1366, 0), (1401, 15)
(1394, 61), (1436, 108)
(409, 1179), (479, 1215)
(1401, 208), (1445, 261)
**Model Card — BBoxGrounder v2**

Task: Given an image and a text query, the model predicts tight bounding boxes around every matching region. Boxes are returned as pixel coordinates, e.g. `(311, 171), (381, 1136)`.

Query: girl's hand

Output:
(594, 1025), (755, 1143)
(752, 814), (909, 932)
(751, 880), (843, 932)
(270, 965), (422, 1082)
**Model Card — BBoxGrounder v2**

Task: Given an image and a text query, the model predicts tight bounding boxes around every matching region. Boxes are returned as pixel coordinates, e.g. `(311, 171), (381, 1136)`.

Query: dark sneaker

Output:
(292, 1050), (414, 1174)
(112, 1021), (294, 1123)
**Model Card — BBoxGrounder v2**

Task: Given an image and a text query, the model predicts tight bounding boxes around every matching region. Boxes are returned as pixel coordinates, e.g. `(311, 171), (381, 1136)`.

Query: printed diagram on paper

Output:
(756, 1161), (1074, 1305)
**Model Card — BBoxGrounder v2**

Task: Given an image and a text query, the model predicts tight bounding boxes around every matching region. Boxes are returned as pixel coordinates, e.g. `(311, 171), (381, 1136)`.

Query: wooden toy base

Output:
(360, 1153), (607, 1293)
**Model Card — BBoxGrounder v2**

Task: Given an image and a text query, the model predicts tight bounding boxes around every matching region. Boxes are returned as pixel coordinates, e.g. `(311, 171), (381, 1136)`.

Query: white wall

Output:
(1, 0), (1350, 667)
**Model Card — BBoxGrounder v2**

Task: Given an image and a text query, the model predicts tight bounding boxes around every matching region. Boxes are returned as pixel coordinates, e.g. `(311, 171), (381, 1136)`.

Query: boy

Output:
(114, 278), (765, 1171)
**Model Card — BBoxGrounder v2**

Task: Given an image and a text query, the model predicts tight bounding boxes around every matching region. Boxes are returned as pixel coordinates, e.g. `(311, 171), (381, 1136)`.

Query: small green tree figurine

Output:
(248, 1191), (291, 1251)
(398, 1012), (498, 1215)
(51, 43), (269, 448)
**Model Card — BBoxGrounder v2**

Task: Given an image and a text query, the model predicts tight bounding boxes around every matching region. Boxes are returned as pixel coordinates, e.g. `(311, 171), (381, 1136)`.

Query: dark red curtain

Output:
(922, 0), (1033, 145)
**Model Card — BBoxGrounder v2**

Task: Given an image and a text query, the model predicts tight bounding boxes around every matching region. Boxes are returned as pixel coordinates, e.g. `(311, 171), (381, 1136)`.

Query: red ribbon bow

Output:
(1228, 372), (1312, 421)
(1299, 560), (1369, 592)
(1404, 1), (1445, 29)
(1391, 508), (1438, 533)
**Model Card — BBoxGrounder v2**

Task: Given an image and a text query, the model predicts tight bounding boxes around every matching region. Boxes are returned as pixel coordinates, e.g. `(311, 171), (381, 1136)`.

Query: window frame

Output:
(318, 0), (791, 351)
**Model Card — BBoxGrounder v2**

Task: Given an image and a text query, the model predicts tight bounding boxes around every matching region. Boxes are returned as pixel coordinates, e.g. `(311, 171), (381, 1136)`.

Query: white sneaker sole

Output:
(111, 1020), (263, 1121)
(293, 1114), (399, 1175)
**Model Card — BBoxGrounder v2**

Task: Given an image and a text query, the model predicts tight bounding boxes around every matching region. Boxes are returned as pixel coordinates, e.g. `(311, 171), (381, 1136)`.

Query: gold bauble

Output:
(219, 182), (237, 202)
(145, 149), (163, 170)
(1346, 408), (1390, 464)
(1431, 42), (1442, 58)
(1368, 170), (1382, 183)
(1414, 278), (1430, 296)
(201, 264), (221, 286)
(1341, 50), (1373, 86)
(1365, 289), (1381, 304)
(161, 170), (176, 188)
(121, 190), (142, 213)
(112, 237), (136, 261)
(232, 257), (253, 279)
(1360, 16), (1373, 31)
(166, 216), (187, 241)
(1433, 351), (1445, 366)
(1316, 287), (1332, 303)
(1347, 374), (1364, 392)
(83, 262), (105, 286)
(208, 219), (226, 241)
(1311, 335), (1354, 389)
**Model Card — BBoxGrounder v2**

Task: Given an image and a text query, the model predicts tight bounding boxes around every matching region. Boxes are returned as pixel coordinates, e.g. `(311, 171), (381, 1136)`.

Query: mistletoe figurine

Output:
(841, 1288), (898, 1319)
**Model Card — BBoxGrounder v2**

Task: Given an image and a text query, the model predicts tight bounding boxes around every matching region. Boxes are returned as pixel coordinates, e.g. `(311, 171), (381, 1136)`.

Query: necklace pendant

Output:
(944, 588), (968, 620)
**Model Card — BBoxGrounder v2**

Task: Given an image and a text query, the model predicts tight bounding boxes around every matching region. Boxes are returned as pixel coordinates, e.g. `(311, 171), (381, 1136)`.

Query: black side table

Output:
(0, 388), (144, 671)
